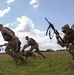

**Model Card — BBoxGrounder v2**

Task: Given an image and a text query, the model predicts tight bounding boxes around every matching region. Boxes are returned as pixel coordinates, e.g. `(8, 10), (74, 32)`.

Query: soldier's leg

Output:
(5, 44), (11, 54)
(28, 47), (36, 58)
(5, 43), (15, 58)
(15, 52), (27, 64)
(13, 57), (18, 64)
(5, 48), (18, 63)
(26, 51), (36, 58)
(10, 38), (25, 63)
(36, 47), (45, 58)
(31, 53), (36, 58)
(5, 43), (20, 63)
(21, 51), (28, 59)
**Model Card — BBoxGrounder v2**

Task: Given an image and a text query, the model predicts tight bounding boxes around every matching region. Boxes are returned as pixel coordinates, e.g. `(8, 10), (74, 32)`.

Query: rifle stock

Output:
(45, 18), (64, 43)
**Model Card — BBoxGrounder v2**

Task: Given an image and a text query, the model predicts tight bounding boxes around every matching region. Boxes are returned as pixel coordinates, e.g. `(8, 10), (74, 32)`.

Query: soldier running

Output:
(0, 24), (26, 64)
(22, 36), (46, 59)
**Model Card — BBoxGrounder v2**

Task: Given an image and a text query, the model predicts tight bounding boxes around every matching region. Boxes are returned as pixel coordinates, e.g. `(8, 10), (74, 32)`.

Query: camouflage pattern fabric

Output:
(24, 38), (45, 58)
(57, 29), (74, 59)
(1, 27), (26, 64)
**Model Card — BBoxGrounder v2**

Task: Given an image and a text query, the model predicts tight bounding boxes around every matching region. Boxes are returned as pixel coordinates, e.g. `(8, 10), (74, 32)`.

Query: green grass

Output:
(0, 51), (74, 75)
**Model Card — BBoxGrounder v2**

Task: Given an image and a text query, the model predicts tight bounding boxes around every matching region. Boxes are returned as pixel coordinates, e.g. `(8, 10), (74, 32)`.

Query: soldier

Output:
(56, 24), (74, 59)
(0, 24), (26, 64)
(22, 36), (46, 58)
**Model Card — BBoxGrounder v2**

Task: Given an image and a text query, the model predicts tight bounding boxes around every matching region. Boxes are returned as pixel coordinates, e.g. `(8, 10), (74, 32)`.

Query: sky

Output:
(0, 0), (74, 51)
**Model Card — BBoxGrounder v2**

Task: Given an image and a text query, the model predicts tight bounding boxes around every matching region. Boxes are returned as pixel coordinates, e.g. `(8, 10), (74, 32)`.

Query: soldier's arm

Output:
(22, 44), (28, 52)
(24, 44), (30, 48)
(57, 40), (66, 47)
(24, 39), (31, 48)
(22, 40), (31, 52)
(56, 35), (67, 47)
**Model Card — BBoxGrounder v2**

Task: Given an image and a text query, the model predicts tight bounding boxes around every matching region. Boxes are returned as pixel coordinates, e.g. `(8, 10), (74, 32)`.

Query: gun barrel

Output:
(45, 18), (51, 25)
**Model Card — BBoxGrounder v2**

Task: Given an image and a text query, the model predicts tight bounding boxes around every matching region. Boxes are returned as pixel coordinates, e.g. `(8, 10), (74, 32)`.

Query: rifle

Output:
(0, 43), (7, 47)
(45, 18), (64, 43)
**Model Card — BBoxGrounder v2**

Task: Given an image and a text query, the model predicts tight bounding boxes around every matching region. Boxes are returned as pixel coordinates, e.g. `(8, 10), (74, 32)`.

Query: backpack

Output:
(4, 27), (15, 35)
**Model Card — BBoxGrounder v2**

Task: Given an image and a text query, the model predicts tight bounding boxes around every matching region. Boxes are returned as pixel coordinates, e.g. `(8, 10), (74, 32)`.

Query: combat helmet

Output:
(62, 24), (70, 32)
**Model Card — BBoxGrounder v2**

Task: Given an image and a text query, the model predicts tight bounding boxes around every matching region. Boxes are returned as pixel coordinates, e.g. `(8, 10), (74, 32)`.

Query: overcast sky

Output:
(0, 0), (74, 50)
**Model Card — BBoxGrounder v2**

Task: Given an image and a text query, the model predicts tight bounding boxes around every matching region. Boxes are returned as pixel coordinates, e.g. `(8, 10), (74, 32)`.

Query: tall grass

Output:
(0, 51), (74, 75)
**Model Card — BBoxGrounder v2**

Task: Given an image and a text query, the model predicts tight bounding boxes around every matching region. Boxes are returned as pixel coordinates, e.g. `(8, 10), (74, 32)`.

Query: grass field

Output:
(0, 51), (74, 75)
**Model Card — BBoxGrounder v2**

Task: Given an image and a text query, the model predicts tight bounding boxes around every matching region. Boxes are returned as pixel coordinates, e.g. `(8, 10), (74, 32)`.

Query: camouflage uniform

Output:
(57, 24), (74, 59)
(23, 36), (45, 58)
(1, 27), (26, 64)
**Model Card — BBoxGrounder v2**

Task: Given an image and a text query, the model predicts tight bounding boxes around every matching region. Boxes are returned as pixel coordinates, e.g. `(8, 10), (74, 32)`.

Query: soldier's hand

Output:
(69, 43), (72, 46)
(23, 44), (27, 49)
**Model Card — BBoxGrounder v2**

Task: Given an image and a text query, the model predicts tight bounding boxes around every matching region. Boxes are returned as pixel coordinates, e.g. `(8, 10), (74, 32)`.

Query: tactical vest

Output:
(1, 27), (15, 41)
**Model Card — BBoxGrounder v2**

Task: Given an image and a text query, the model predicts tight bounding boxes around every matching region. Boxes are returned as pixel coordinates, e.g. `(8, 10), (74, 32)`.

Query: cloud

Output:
(5, 23), (14, 27)
(0, 7), (11, 17)
(7, 0), (15, 4)
(29, 0), (40, 9)
(15, 16), (34, 32)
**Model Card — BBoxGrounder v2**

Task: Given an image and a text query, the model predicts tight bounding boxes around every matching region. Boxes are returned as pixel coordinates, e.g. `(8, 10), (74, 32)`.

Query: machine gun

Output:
(45, 18), (64, 43)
